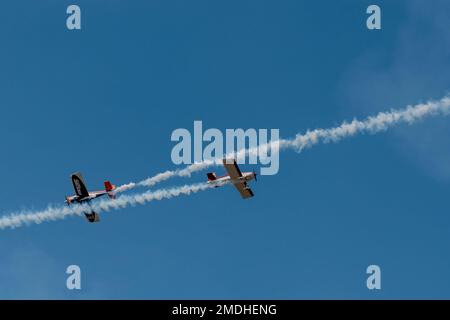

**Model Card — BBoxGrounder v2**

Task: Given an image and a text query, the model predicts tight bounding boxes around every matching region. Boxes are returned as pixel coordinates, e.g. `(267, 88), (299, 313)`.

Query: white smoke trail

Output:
(115, 162), (216, 193)
(2, 96), (449, 229)
(115, 95), (450, 193)
(0, 182), (223, 230)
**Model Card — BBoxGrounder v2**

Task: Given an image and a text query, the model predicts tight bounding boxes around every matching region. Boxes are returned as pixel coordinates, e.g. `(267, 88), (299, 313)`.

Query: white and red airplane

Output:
(65, 172), (116, 222)
(207, 159), (257, 199)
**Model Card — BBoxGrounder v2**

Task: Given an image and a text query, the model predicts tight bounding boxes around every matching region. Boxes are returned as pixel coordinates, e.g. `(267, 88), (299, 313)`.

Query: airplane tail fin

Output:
(207, 172), (217, 181)
(104, 181), (116, 199)
(104, 181), (115, 192)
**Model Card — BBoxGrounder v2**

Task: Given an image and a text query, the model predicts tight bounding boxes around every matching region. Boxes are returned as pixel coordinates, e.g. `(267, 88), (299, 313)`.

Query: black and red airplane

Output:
(65, 172), (116, 222)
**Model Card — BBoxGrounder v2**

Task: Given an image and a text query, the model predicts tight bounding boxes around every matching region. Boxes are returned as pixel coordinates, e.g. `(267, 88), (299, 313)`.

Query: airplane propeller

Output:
(253, 170), (258, 182)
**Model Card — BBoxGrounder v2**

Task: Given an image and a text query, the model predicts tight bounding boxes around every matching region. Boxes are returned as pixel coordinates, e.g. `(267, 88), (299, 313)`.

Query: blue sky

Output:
(0, 0), (449, 299)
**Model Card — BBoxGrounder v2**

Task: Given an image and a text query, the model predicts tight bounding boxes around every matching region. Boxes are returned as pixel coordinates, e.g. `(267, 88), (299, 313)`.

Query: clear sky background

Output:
(0, 0), (449, 299)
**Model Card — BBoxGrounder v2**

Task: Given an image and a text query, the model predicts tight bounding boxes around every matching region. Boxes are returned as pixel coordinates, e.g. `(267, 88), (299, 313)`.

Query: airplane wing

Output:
(71, 172), (90, 198)
(234, 182), (254, 199)
(223, 159), (254, 199)
(223, 159), (243, 180)
(85, 211), (100, 223)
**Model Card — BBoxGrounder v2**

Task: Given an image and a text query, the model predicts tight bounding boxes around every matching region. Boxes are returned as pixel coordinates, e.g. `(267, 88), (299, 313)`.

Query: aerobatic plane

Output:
(207, 159), (257, 199)
(65, 172), (116, 222)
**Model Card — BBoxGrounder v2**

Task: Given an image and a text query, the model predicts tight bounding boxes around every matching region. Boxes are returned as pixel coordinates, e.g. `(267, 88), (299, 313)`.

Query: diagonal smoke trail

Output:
(115, 95), (450, 193)
(2, 95), (449, 230)
(0, 182), (224, 230)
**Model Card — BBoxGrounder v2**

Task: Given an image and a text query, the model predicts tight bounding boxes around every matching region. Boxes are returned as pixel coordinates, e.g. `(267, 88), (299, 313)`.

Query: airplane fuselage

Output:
(66, 172), (116, 223)
(65, 193), (105, 205)
(208, 171), (256, 186)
